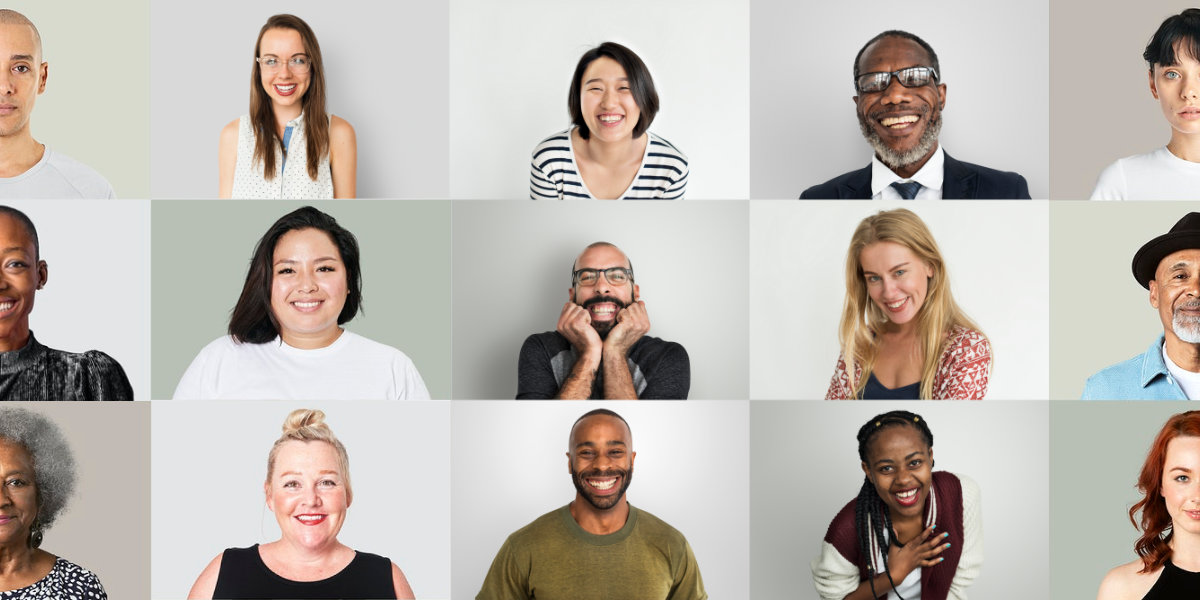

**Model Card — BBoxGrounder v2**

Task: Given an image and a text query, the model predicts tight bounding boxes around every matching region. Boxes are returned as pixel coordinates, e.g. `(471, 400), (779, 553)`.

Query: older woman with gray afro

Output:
(0, 407), (106, 598)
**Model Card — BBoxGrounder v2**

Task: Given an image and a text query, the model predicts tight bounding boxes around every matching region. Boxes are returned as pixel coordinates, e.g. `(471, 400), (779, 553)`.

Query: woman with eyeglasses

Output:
(826, 209), (991, 400)
(529, 42), (688, 200)
(1091, 9), (1200, 200)
(219, 14), (356, 199)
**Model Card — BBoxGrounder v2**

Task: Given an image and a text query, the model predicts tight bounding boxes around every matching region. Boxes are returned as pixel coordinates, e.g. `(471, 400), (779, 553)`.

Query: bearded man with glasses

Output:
(801, 30), (1030, 200)
(516, 241), (690, 399)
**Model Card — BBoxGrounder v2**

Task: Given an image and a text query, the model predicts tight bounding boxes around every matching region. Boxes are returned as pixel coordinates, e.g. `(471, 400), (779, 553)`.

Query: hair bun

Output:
(282, 408), (329, 436)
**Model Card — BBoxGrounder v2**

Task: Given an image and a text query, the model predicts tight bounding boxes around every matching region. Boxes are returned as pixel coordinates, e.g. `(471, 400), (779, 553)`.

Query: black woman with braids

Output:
(811, 411), (982, 600)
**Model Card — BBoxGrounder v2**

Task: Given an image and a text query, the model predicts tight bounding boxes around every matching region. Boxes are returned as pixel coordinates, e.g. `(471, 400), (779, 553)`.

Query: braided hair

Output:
(854, 410), (935, 600)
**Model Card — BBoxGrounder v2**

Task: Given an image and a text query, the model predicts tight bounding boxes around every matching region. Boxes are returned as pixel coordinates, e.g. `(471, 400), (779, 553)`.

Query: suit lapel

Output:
(942, 153), (977, 199)
(837, 165), (873, 199)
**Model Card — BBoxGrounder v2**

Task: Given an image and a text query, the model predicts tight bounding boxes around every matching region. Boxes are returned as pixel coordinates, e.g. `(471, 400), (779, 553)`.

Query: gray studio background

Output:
(448, 0), (750, 199)
(10, 402), (150, 599)
(1050, 403), (1188, 599)
(1051, 1), (1196, 199)
(151, 401), (450, 599)
(750, 0), (1049, 199)
(3, 200), (150, 398)
(451, 401), (750, 598)
(450, 201), (749, 399)
(751, 401), (1050, 599)
(749, 201), (1050, 400)
(3, 1), (150, 198)
(151, 200), (451, 399)
(1050, 202), (1197, 399)
(150, 1), (449, 198)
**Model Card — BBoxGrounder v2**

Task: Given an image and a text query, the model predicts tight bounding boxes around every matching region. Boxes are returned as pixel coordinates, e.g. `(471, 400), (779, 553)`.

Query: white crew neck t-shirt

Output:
(0, 147), (114, 199)
(1091, 146), (1200, 200)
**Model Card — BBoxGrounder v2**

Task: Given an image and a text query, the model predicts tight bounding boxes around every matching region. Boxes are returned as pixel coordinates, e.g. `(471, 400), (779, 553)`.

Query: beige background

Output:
(1050, 1), (1197, 199)
(1049, 201), (1199, 398)
(11, 402), (151, 599)
(2, 1), (150, 198)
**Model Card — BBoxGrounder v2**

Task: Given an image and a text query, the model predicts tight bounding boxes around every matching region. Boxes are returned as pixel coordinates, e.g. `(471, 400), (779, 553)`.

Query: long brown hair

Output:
(1131, 411), (1200, 573)
(249, 14), (329, 181)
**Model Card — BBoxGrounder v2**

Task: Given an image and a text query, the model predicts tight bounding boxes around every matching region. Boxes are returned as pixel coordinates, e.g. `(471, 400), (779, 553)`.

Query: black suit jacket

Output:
(799, 153), (1031, 199)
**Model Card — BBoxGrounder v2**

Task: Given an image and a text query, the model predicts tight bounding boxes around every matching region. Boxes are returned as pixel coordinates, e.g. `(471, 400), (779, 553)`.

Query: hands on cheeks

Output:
(886, 525), (950, 583)
(557, 301), (602, 358)
(604, 299), (650, 356)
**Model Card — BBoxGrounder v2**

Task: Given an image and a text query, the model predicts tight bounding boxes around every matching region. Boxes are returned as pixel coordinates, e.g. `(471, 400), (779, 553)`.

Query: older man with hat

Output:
(1084, 213), (1200, 399)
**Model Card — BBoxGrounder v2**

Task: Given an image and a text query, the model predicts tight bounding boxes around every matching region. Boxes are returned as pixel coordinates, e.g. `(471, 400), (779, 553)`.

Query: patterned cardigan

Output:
(825, 325), (991, 400)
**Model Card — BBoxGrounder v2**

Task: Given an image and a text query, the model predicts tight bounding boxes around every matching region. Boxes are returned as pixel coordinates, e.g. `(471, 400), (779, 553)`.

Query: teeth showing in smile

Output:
(276, 84), (296, 92)
(896, 489), (918, 499)
(880, 115), (919, 128)
(588, 477), (617, 490)
(599, 115), (623, 123)
(0, 302), (13, 311)
(590, 305), (615, 315)
(886, 299), (906, 309)
(293, 301), (319, 308)
(296, 515), (325, 523)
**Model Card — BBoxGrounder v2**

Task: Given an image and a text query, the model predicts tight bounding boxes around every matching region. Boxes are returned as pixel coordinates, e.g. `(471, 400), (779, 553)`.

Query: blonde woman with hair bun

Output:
(188, 409), (415, 599)
(826, 209), (991, 400)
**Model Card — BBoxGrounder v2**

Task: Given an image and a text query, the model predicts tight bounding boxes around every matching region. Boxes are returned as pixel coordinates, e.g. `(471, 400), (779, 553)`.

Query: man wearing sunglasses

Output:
(801, 30), (1029, 199)
(516, 241), (690, 399)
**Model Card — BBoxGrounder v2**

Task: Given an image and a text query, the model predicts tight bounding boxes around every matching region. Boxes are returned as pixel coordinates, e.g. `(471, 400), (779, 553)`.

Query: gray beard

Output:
(1174, 311), (1200, 344)
(858, 111), (943, 170)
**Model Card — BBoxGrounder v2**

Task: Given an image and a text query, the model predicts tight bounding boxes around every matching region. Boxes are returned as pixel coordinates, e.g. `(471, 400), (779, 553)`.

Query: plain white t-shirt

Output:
(1090, 146), (1200, 200)
(172, 329), (430, 400)
(0, 147), (115, 199)
(1163, 343), (1200, 400)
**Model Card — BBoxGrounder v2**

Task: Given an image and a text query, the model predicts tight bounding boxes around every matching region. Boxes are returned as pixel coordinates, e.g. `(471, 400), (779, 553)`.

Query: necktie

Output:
(890, 181), (922, 200)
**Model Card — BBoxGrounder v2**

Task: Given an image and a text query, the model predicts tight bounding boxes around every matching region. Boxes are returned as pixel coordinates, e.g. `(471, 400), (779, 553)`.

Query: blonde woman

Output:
(826, 209), (990, 400)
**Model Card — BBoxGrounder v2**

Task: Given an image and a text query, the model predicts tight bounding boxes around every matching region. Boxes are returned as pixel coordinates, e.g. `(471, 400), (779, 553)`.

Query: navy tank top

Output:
(211, 544), (396, 599)
(1143, 560), (1200, 599)
(859, 373), (921, 400)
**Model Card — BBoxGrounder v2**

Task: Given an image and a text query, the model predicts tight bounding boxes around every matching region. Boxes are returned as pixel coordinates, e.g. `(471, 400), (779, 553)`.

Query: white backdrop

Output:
(451, 401), (750, 599)
(449, 0), (751, 199)
(749, 201), (1050, 400)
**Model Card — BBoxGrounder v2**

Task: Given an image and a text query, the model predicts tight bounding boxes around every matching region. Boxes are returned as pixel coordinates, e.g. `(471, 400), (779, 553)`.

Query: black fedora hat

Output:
(1132, 212), (1200, 289)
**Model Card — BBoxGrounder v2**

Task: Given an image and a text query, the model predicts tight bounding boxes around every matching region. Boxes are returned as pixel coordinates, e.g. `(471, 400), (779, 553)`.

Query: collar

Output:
(0, 332), (43, 371)
(1142, 334), (1173, 388)
(871, 145), (945, 199)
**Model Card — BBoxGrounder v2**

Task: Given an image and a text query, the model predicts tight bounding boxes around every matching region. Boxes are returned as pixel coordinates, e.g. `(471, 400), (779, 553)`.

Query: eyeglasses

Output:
(855, 67), (938, 94)
(257, 56), (311, 73)
(572, 267), (634, 287)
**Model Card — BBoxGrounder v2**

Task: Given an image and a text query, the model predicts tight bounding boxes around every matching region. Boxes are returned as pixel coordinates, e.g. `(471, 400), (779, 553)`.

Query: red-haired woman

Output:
(1098, 411), (1200, 599)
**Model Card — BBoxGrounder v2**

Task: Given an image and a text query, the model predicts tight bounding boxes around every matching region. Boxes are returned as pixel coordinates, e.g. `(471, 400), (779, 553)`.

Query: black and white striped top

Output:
(529, 129), (688, 200)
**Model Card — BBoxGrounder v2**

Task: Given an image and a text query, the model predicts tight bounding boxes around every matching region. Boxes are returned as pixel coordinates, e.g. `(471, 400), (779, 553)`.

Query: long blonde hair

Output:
(837, 209), (981, 398)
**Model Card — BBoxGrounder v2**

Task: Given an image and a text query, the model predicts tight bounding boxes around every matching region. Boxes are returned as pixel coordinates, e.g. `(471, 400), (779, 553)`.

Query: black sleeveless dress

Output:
(1143, 560), (1200, 599)
(211, 545), (396, 599)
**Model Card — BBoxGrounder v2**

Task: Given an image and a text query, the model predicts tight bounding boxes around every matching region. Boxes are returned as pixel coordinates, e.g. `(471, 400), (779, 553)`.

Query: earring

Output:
(29, 518), (43, 549)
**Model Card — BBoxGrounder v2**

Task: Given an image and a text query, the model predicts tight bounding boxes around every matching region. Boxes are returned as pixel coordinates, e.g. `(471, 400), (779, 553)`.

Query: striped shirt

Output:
(529, 128), (688, 200)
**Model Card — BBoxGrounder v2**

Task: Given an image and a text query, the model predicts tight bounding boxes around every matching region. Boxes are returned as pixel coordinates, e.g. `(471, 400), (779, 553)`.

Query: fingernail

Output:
(939, 557), (944, 562)
(931, 524), (937, 529)
(942, 533), (949, 538)
(944, 543), (952, 548)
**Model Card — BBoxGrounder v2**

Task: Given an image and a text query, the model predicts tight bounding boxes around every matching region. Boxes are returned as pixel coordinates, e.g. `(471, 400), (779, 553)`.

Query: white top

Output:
(529, 128), (688, 199)
(1090, 146), (1200, 200)
(172, 330), (430, 400)
(1163, 343), (1200, 400)
(0, 147), (114, 199)
(870, 146), (945, 200)
(231, 113), (333, 199)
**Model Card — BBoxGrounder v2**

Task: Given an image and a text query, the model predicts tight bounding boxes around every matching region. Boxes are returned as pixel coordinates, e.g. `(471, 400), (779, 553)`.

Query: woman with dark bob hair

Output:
(219, 14), (356, 199)
(0, 407), (106, 597)
(173, 206), (428, 400)
(1098, 411), (1200, 599)
(1091, 9), (1200, 199)
(811, 410), (982, 600)
(529, 41), (688, 200)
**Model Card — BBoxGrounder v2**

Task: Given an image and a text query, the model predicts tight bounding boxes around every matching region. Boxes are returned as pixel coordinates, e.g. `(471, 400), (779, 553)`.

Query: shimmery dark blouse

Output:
(0, 333), (132, 401)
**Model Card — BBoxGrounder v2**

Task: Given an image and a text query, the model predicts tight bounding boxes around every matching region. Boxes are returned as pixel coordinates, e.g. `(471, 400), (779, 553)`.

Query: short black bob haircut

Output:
(1144, 9), (1200, 70)
(853, 30), (941, 86)
(568, 42), (659, 141)
(229, 206), (363, 344)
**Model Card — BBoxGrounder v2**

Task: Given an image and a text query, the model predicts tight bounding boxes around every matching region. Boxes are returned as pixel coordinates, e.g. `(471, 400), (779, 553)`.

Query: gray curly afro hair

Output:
(0, 407), (76, 538)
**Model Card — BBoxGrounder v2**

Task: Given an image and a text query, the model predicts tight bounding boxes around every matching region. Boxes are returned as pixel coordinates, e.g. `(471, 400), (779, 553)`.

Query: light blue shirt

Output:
(1081, 335), (1188, 400)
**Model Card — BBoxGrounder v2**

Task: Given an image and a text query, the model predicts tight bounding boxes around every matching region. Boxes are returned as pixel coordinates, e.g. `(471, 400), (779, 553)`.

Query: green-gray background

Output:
(1050, 402), (1184, 599)
(151, 200), (451, 399)
(4, 1), (150, 198)
(1050, 202), (1198, 398)
(12, 402), (150, 599)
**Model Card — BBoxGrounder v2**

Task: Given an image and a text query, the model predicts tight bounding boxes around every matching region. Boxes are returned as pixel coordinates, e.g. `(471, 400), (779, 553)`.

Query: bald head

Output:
(0, 10), (42, 61)
(571, 241), (633, 280)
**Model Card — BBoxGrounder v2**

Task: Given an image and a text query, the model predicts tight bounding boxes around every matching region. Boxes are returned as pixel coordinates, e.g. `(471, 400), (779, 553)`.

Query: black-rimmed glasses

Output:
(855, 67), (938, 94)
(572, 267), (634, 287)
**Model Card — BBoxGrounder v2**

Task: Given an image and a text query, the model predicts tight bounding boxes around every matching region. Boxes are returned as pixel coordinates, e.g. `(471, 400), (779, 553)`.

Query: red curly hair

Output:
(1131, 411), (1200, 573)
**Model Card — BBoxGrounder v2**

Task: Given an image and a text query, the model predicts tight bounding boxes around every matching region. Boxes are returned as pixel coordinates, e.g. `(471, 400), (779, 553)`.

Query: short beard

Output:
(858, 109), (942, 170)
(581, 295), (628, 339)
(570, 465), (633, 510)
(1174, 305), (1200, 343)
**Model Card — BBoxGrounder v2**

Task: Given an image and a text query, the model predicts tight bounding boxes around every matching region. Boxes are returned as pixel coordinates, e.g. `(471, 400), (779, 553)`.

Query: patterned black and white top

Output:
(529, 128), (688, 200)
(0, 333), (132, 401)
(0, 557), (106, 599)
